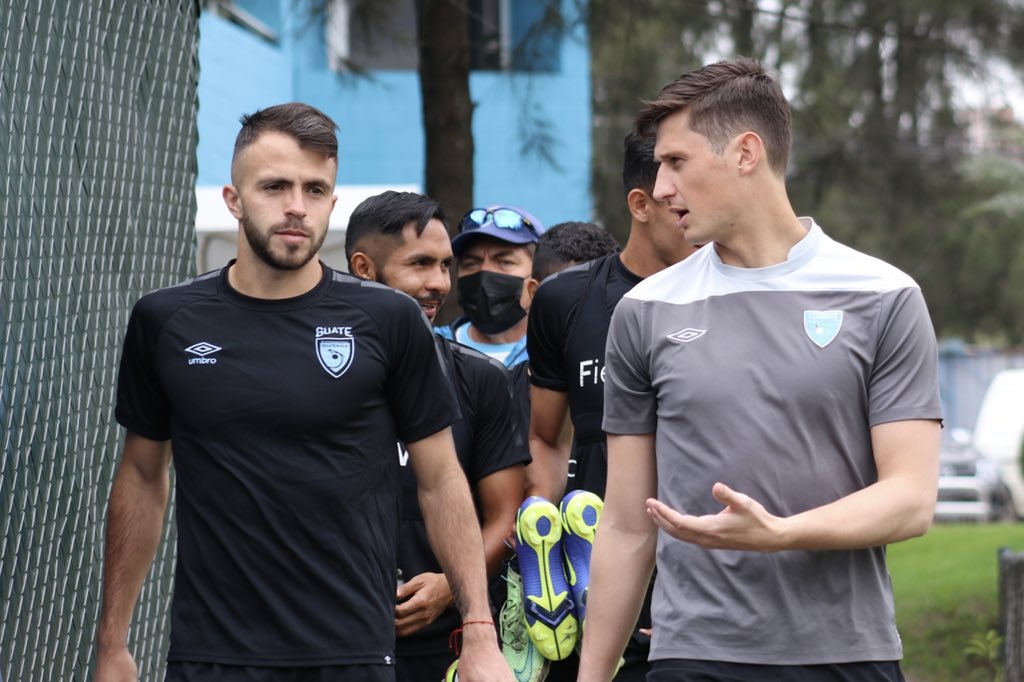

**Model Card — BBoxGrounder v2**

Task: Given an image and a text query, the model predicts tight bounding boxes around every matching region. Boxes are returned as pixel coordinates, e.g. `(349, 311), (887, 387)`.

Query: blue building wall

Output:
(195, 14), (294, 186)
(195, 0), (592, 229)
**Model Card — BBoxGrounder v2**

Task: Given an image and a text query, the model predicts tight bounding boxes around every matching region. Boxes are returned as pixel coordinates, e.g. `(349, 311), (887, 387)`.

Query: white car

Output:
(935, 435), (1015, 522)
(972, 369), (1024, 519)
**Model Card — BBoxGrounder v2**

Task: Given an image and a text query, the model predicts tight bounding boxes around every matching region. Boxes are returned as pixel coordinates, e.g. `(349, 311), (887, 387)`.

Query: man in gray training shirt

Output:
(577, 58), (942, 682)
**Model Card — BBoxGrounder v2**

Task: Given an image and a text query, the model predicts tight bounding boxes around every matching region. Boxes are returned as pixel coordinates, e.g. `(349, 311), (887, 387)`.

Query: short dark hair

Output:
(635, 57), (792, 176)
(622, 130), (658, 198)
(345, 191), (447, 264)
(232, 102), (338, 174)
(531, 221), (620, 281)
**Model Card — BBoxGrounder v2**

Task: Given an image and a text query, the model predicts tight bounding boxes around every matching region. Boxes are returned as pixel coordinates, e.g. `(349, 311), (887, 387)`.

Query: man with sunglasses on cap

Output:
(435, 206), (544, 370)
(436, 206), (545, 458)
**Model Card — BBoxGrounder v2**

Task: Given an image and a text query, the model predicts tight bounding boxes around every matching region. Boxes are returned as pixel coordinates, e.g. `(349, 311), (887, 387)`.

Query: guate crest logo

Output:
(315, 326), (355, 378)
(803, 310), (843, 348)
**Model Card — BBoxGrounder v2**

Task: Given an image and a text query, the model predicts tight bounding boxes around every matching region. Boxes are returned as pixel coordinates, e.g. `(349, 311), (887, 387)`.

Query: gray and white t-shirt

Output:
(603, 219), (941, 665)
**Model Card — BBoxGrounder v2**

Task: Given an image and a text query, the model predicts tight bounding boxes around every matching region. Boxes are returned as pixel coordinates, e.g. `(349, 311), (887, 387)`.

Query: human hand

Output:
(395, 572), (454, 637)
(456, 623), (513, 682)
(94, 645), (138, 682)
(645, 482), (786, 552)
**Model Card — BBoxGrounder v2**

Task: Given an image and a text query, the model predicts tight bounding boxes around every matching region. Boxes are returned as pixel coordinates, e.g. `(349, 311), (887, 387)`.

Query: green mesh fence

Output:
(0, 1), (199, 679)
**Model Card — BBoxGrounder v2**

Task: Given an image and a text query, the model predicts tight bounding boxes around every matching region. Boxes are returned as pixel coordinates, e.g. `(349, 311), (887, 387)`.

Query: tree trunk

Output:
(415, 0), (474, 235)
(729, 0), (756, 58)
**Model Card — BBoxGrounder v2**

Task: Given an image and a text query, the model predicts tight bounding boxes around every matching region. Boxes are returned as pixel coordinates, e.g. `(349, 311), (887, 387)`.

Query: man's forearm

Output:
(782, 419), (939, 550)
(524, 435), (569, 501)
(777, 476), (936, 551)
(577, 432), (659, 680)
(97, 462), (170, 650)
(477, 469), (522, 579)
(419, 472), (492, 620)
(525, 386), (571, 500)
(765, 419), (940, 552)
(578, 520), (657, 681)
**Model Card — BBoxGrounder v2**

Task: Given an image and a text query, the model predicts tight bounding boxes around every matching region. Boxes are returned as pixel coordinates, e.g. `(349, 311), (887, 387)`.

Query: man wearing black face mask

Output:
(436, 210), (545, 589)
(435, 205), (545, 371)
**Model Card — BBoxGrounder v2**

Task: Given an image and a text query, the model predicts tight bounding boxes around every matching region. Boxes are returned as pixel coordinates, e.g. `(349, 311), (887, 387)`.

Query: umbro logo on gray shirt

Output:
(666, 328), (707, 344)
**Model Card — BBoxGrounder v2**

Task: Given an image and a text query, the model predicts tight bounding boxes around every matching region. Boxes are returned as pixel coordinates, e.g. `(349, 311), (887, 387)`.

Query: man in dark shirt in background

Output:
(524, 130), (698, 680)
(346, 190), (529, 682)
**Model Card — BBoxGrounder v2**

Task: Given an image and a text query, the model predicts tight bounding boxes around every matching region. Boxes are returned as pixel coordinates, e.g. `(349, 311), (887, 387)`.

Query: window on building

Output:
(205, 0), (282, 43)
(327, 0), (419, 71)
(326, 0), (560, 73)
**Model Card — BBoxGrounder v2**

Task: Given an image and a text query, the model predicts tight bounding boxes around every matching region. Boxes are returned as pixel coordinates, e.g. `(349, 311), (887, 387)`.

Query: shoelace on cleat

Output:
(499, 590), (529, 650)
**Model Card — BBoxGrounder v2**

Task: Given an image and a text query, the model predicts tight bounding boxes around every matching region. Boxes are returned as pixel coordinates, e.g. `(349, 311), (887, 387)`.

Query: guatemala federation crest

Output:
(315, 326), (355, 378)
(803, 310), (843, 349)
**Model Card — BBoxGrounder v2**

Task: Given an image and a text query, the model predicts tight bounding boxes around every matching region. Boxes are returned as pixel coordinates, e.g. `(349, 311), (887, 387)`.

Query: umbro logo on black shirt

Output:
(185, 342), (221, 365)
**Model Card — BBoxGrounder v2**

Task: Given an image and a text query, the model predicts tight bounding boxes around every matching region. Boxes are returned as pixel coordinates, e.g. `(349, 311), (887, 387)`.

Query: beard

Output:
(405, 290), (447, 322)
(379, 270), (447, 322)
(241, 214), (327, 271)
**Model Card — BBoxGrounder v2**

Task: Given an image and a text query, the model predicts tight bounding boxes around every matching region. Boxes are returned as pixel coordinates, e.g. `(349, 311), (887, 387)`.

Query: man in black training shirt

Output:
(95, 103), (511, 682)
(345, 191), (529, 682)
(526, 131), (699, 500)
(524, 131), (698, 681)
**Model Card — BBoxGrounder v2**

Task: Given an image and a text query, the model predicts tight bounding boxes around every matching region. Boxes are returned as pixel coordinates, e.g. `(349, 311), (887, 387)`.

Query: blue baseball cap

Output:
(451, 205), (546, 257)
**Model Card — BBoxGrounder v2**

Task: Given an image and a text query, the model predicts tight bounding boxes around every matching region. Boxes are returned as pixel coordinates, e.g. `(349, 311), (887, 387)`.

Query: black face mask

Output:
(457, 270), (527, 334)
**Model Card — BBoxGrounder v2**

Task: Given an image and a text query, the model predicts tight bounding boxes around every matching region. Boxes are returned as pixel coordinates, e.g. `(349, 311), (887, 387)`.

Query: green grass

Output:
(890, 523), (1024, 681)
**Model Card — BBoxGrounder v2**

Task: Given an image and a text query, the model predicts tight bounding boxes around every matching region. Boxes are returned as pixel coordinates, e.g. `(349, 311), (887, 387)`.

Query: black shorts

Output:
(165, 661), (395, 682)
(394, 652), (458, 682)
(646, 659), (905, 682)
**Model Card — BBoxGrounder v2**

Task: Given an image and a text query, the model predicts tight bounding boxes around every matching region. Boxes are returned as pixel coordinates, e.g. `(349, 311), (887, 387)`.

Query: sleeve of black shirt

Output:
(115, 292), (175, 441)
(527, 272), (582, 393)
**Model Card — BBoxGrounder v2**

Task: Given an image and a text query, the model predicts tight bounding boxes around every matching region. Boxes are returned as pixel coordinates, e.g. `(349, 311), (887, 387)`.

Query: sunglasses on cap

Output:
(459, 208), (540, 238)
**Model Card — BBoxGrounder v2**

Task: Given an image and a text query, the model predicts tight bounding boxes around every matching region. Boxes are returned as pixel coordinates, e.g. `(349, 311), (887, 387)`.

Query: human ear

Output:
(626, 188), (650, 223)
(736, 131), (764, 176)
(222, 185), (243, 220)
(348, 252), (378, 281)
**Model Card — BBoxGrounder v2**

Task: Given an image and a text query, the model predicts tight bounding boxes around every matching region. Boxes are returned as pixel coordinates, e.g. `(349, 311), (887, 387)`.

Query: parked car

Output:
(972, 368), (1024, 518)
(935, 430), (1016, 522)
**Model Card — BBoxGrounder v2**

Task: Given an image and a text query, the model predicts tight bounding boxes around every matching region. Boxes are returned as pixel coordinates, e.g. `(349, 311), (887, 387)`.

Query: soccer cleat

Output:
(500, 565), (550, 682)
(559, 490), (603, 625)
(443, 659), (458, 681)
(516, 496), (578, 660)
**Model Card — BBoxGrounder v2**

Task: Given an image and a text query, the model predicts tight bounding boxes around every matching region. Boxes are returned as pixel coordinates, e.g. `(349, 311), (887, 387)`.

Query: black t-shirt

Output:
(527, 254), (641, 497)
(396, 339), (529, 656)
(526, 253), (654, 651)
(115, 262), (459, 667)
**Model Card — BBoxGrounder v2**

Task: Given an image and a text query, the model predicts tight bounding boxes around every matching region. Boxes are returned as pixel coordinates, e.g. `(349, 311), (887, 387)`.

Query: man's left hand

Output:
(645, 482), (787, 552)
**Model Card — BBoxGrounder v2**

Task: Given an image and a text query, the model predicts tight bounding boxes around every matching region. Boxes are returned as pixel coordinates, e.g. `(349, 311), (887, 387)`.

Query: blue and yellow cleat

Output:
(516, 496), (578, 661)
(559, 490), (604, 625)
(443, 659), (458, 682)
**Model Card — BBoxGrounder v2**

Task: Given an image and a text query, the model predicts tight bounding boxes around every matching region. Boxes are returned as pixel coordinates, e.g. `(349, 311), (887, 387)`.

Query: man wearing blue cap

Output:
(436, 205), (546, 682)
(436, 205), (544, 370)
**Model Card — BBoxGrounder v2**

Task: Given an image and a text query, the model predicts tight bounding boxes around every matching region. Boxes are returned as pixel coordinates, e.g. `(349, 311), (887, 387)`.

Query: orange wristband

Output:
(461, 619), (495, 627)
